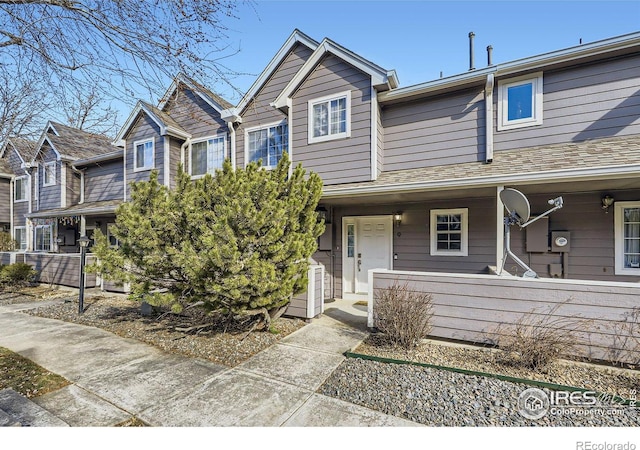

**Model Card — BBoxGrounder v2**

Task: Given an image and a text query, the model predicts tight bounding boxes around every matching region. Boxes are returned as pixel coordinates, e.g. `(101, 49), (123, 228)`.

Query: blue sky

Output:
(210, 0), (640, 103)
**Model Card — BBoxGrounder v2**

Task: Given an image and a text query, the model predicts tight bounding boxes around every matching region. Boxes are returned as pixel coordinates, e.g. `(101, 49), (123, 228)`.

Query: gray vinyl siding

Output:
(291, 54), (372, 184)
(328, 197), (497, 298)
(168, 137), (183, 189)
(163, 87), (226, 184)
(372, 270), (640, 363)
(84, 159), (124, 203)
(36, 146), (61, 211)
(24, 253), (97, 288)
(125, 114), (163, 195)
(507, 190), (640, 283)
(0, 178), (9, 223)
(382, 87), (486, 171)
(66, 165), (81, 206)
(236, 43), (314, 168)
(494, 54), (640, 151)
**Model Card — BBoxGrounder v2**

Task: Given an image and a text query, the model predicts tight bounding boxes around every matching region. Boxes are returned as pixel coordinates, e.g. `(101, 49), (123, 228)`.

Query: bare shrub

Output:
(490, 299), (592, 370)
(373, 281), (434, 349)
(608, 307), (640, 367)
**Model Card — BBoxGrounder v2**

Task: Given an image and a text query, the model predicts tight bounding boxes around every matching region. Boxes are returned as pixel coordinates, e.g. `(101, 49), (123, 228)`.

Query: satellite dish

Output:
(498, 188), (564, 279)
(500, 188), (531, 224)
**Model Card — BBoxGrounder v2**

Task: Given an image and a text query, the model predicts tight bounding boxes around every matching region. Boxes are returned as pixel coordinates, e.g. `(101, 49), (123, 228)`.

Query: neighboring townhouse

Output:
(24, 122), (118, 253)
(0, 137), (38, 251)
(115, 73), (234, 196)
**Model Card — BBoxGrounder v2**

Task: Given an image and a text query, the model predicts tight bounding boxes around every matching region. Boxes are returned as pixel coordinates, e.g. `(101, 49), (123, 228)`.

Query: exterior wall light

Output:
(394, 212), (403, 226)
(602, 195), (614, 213)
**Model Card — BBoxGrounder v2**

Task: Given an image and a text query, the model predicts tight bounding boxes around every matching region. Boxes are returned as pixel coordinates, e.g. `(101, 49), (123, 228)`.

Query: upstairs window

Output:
(430, 208), (469, 257)
(246, 122), (287, 169)
(190, 136), (226, 177)
(308, 91), (351, 143)
(497, 72), (543, 131)
(133, 139), (154, 172)
(14, 176), (27, 202)
(615, 202), (640, 275)
(43, 161), (56, 187)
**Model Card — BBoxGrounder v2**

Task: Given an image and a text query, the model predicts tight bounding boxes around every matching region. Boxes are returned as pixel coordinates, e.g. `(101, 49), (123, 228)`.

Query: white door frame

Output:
(342, 215), (393, 300)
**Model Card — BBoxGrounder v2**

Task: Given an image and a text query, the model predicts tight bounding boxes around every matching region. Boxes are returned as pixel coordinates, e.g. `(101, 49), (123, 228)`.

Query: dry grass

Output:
(373, 281), (434, 349)
(0, 346), (70, 398)
(489, 299), (593, 370)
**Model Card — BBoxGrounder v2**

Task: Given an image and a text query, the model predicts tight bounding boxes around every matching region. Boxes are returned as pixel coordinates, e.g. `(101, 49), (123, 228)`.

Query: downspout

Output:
(485, 73), (494, 163)
(9, 177), (14, 238)
(227, 122), (236, 169)
(180, 137), (191, 173)
(123, 139), (127, 201)
(71, 165), (84, 204)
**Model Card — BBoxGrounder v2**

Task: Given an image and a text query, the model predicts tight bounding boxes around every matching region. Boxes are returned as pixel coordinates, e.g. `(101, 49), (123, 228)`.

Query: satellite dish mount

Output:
(499, 188), (563, 278)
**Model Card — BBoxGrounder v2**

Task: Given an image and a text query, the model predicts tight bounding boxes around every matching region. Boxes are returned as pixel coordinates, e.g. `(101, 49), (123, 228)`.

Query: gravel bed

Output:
(354, 334), (640, 399)
(0, 286), (71, 305)
(319, 358), (640, 426)
(23, 292), (306, 367)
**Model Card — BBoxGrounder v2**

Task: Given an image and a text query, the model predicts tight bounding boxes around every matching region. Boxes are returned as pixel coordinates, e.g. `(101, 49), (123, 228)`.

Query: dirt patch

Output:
(0, 346), (70, 398)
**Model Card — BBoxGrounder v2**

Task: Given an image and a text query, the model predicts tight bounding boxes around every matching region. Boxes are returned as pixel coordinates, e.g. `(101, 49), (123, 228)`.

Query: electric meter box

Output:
(551, 231), (571, 253)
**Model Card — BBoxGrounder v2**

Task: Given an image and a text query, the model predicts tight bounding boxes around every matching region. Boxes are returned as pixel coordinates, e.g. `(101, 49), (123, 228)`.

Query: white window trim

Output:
(43, 161), (56, 187)
(133, 138), (155, 172)
(14, 175), (28, 203)
(244, 120), (288, 170)
(497, 72), (543, 131)
(13, 226), (27, 251)
(308, 90), (352, 144)
(188, 134), (227, 179)
(614, 201), (640, 275)
(430, 208), (469, 257)
(34, 224), (53, 252)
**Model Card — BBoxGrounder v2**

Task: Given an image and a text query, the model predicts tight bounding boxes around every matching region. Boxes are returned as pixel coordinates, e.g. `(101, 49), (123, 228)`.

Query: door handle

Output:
(357, 259), (362, 272)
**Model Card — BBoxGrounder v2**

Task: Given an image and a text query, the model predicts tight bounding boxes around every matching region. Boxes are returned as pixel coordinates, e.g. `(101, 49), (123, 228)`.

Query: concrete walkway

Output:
(0, 299), (418, 427)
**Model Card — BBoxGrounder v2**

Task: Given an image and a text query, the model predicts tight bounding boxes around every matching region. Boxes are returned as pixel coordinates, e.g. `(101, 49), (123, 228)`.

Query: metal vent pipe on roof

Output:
(469, 31), (475, 70)
(487, 45), (493, 66)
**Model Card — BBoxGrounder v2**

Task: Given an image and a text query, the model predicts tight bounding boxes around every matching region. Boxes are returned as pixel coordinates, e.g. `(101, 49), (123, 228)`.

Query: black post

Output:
(78, 244), (86, 314)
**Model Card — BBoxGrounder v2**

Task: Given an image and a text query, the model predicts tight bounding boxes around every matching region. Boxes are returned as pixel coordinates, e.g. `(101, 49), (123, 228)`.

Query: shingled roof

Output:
(323, 134), (640, 196)
(41, 122), (114, 161)
(5, 137), (38, 162)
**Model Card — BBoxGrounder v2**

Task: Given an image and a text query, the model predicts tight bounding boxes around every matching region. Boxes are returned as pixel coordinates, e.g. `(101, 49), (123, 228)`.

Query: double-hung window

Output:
(190, 136), (226, 177)
(497, 72), (543, 131)
(14, 227), (27, 251)
(43, 161), (56, 186)
(35, 225), (52, 252)
(308, 90), (351, 143)
(133, 139), (154, 171)
(246, 122), (287, 169)
(615, 202), (640, 275)
(14, 176), (27, 202)
(430, 208), (469, 256)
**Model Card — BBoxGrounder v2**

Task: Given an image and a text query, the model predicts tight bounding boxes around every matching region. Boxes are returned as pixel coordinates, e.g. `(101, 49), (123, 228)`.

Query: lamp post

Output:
(77, 235), (90, 314)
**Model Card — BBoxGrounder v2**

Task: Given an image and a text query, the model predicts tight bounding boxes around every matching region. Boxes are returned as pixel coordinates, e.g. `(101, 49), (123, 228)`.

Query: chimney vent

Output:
(469, 32), (475, 71)
(487, 45), (493, 66)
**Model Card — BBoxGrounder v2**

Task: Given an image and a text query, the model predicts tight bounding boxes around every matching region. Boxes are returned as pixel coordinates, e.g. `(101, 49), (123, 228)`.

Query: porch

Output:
(369, 268), (640, 364)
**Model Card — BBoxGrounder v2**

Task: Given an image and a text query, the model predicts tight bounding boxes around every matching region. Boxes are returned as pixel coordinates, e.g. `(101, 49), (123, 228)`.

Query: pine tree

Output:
(91, 154), (324, 329)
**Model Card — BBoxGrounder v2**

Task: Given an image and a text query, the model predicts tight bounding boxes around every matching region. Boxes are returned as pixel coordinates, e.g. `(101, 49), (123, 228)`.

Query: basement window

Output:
(497, 72), (543, 131)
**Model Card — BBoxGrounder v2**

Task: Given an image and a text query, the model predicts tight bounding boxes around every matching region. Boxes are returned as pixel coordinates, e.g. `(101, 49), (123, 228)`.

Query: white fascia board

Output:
(4, 141), (24, 165)
(72, 150), (123, 168)
(27, 206), (118, 218)
(221, 108), (242, 124)
(322, 164), (640, 198)
(273, 39), (395, 110)
(379, 31), (640, 104)
(236, 30), (319, 113)
(114, 101), (146, 143)
(30, 136), (61, 166)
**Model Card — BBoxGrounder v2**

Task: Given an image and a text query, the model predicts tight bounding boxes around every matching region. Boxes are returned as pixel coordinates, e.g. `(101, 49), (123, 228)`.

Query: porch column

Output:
(80, 215), (86, 237)
(496, 185), (504, 271)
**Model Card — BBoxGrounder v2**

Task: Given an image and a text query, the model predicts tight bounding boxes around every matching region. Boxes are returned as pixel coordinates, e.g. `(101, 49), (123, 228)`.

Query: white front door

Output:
(342, 215), (393, 299)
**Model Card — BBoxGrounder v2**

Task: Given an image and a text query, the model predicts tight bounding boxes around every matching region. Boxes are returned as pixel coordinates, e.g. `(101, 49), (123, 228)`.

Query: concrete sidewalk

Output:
(0, 300), (418, 427)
